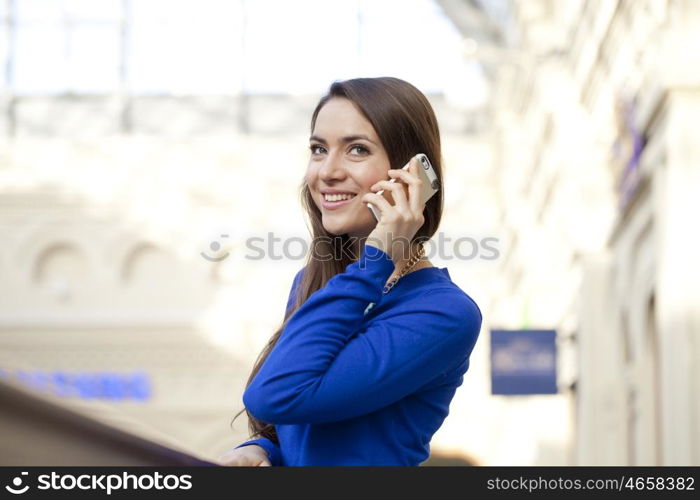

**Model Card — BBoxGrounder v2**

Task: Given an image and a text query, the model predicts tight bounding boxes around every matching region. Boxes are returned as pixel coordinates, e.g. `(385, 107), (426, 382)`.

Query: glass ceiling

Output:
(0, 0), (507, 97)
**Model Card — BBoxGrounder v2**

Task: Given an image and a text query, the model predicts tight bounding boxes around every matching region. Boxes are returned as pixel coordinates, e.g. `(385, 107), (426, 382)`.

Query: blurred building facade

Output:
(490, 0), (700, 465)
(0, 188), (255, 459)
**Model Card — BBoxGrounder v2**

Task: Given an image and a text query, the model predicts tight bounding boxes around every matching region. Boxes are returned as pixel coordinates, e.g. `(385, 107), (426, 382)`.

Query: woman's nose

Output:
(318, 154), (346, 182)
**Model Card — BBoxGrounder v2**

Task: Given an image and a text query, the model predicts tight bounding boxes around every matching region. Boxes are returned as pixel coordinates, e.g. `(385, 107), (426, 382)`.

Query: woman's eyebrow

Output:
(309, 134), (377, 146)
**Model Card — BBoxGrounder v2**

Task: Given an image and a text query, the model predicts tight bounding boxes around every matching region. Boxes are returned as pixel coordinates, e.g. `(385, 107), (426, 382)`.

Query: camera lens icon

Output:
(201, 234), (230, 262)
(5, 472), (29, 494)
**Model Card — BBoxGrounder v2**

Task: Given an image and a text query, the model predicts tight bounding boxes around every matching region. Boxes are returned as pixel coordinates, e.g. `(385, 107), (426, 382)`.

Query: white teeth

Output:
(324, 193), (356, 202)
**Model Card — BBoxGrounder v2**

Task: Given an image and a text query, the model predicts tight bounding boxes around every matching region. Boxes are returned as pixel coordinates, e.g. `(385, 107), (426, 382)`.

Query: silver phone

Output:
(367, 153), (440, 221)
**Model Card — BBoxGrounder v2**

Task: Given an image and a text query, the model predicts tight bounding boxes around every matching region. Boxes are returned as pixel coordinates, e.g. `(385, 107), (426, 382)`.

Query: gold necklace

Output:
(382, 244), (426, 294)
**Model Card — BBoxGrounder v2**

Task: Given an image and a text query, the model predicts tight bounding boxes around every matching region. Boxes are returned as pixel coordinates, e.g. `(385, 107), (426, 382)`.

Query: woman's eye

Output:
(309, 144), (325, 155)
(349, 145), (369, 155)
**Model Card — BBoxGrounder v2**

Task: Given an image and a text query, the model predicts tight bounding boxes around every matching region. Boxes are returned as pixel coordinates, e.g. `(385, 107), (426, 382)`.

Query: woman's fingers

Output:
(371, 179), (409, 214)
(387, 158), (424, 213)
(217, 447), (271, 467)
(218, 456), (246, 466)
(363, 158), (428, 262)
(363, 157), (427, 228)
(362, 191), (393, 218)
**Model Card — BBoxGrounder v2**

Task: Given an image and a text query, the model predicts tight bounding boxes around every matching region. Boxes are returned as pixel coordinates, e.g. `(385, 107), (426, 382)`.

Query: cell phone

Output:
(366, 153), (440, 221)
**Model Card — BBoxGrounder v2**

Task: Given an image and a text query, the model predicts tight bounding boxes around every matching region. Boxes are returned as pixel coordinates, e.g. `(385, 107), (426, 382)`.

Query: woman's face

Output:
(306, 97), (392, 238)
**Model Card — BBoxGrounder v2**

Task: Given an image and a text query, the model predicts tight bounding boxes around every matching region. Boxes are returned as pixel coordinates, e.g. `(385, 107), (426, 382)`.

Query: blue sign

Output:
(0, 369), (152, 401)
(490, 329), (557, 395)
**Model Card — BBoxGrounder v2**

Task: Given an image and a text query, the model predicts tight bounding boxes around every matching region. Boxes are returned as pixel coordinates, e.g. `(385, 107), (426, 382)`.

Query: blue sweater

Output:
(235, 244), (482, 466)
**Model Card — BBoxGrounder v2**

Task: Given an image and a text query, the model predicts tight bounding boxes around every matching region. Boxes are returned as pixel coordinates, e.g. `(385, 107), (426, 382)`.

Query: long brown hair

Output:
(231, 77), (445, 444)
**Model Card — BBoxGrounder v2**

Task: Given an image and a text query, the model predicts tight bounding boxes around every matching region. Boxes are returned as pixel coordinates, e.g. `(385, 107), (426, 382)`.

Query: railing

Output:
(0, 379), (215, 466)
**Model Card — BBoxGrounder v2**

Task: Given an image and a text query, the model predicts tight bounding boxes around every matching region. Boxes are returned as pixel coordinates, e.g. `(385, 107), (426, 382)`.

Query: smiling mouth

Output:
(323, 193), (357, 203)
(321, 193), (357, 209)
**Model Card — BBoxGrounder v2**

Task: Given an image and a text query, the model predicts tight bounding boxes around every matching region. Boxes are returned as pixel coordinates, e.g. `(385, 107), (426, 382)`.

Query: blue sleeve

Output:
(243, 244), (482, 425)
(234, 438), (282, 466)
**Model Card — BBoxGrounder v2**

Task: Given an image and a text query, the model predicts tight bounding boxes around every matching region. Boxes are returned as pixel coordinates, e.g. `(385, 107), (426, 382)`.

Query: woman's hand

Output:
(361, 156), (425, 265)
(217, 445), (271, 467)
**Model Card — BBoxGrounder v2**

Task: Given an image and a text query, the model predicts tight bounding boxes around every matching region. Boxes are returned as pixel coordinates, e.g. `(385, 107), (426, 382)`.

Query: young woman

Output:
(219, 77), (482, 466)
